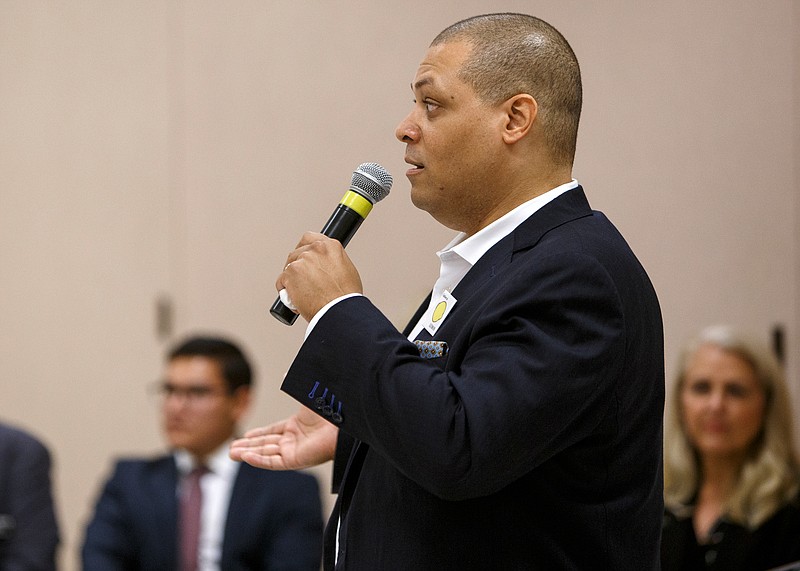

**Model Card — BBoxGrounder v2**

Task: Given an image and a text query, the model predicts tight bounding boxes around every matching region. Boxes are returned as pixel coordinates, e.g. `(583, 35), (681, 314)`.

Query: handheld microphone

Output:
(270, 162), (393, 325)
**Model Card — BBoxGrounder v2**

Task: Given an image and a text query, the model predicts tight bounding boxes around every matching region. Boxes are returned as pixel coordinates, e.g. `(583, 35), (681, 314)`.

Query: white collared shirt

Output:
(175, 443), (241, 571)
(405, 179), (578, 340)
(306, 180), (579, 340)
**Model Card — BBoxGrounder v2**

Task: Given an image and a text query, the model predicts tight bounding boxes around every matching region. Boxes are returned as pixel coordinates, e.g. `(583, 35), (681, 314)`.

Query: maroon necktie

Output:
(179, 466), (208, 571)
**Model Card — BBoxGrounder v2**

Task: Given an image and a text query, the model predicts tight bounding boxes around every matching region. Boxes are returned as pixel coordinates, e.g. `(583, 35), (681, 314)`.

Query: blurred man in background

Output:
(83, 335), (323, 571)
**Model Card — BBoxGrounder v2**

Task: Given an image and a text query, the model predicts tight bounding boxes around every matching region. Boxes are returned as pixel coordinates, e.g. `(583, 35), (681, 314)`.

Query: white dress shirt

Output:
(175, 443), (240, 571)
(307, 179), (579, 341)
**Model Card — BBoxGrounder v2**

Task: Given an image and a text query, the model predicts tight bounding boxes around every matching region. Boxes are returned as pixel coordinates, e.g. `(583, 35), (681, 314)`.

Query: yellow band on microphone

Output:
(340, 190), (373, 218)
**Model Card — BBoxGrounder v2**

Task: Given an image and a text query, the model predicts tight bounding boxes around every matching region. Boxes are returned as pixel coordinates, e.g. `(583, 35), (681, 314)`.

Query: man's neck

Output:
(465, 170), (574, 237)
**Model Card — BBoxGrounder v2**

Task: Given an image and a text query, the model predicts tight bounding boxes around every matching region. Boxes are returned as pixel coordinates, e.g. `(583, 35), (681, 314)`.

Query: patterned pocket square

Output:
(414, 340), (448, 359)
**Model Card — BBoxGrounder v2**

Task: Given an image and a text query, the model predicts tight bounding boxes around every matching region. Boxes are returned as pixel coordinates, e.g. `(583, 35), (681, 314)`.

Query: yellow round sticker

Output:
(432, 301), (447, 322)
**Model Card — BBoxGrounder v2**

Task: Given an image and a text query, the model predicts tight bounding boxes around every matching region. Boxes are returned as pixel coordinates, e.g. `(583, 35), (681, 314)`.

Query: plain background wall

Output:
(1, 1), (798, 569)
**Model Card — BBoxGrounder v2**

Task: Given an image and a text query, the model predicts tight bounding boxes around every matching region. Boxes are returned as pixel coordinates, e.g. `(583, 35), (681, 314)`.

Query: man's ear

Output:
(502, 94), (537, 144)
(232, 385), (252, 419)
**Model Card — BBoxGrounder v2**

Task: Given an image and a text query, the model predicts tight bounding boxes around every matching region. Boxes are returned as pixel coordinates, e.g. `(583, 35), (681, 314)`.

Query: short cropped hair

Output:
(664, 325), (800, 528)
(168, 336), (253, 393)
(432, 13), (582, 167)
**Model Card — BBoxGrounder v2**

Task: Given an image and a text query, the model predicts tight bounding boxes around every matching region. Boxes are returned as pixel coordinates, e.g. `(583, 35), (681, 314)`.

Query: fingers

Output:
(243, 422), (286, 438)
(230, 432), (280, 453)
(230, 434), (268, 452)
(284, 233), (342, 270)
(229, 433), (284, 465)
(230, 425), (282, 458)
(240, 450), (288, 471)
(275, 235), (352, 305)
(294, 231), (327, 249)
(284, 233), (331, 270)
(276, 233), (330, 291)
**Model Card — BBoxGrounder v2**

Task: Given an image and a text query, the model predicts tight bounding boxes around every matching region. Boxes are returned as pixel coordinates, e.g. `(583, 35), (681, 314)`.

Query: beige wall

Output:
(1, 1), (798, 569)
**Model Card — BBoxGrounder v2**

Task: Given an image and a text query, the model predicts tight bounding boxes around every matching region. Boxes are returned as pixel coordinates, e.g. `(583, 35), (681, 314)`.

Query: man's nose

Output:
(163, 390), (191, 410)
(395, 113), (419, 143)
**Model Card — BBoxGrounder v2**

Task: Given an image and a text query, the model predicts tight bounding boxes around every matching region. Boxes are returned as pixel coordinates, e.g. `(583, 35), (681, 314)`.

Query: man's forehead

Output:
(167, 356), (223, 380)
(412, 60), (442, 90)
(412, 41), (472, 89)
(165, 374), (221, 387)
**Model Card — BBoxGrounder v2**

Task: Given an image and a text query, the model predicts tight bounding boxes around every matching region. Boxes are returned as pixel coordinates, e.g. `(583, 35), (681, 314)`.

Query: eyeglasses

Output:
(151, 382), (230, 404)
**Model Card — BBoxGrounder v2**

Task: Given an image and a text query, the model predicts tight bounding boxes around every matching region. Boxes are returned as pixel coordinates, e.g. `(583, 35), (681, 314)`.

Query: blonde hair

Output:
(664, 325), (799, 528)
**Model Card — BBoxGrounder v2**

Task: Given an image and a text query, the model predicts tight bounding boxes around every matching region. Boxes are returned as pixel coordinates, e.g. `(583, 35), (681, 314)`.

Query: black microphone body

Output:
(319, 203), (365, 247)
(270, 163), (392, 325)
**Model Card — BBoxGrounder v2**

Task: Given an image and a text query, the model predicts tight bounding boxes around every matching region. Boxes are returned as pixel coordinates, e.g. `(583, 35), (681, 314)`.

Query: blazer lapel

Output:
(221, 462), (247, 558)
(147, 456), (180, 568)
(442, 186), (594, 323)
(402, 292), (432, 338)
(511, 185), (593, 253)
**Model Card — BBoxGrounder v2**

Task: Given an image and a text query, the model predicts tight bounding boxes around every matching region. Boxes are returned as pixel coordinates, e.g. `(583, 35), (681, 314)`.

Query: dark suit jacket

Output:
(0, 423), (60, 571)
(82, 455), (323, 571)
(281, 187), (665, 570)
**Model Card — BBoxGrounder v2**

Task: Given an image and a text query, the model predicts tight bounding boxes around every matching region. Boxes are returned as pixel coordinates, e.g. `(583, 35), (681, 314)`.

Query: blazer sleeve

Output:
(81, 463), (138, 571)
(0, 429), (59, 571)
(281, 248), (629, 501)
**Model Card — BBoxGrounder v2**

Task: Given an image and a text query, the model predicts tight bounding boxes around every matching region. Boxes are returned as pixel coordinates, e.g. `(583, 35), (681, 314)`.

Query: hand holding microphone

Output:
(270, 163), (392, 325)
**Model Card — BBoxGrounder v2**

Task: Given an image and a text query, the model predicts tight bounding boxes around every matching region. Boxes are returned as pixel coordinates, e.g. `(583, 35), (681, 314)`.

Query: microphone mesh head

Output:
(350, 162), (392, 204)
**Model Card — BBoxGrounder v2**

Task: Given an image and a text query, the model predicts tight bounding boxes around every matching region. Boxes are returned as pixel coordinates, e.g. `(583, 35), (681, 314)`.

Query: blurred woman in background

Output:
(662, 324), (800, 570)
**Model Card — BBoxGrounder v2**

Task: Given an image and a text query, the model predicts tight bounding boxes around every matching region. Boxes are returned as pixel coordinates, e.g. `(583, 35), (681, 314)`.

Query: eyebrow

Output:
(162, 380), (214, 387)
(412, 77), (434, 91)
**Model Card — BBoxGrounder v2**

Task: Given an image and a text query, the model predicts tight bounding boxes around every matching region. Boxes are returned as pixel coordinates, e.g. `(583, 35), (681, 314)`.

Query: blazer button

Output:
(331, 412), (343, 424)
(314, 397), (326, 410)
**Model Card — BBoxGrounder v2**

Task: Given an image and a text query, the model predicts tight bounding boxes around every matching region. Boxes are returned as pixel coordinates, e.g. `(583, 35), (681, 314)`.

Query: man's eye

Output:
(187, 387), (212, 398)
(424, 101), (438, 112)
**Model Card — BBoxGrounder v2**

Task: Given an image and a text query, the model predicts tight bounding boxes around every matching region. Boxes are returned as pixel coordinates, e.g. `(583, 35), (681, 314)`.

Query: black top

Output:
(662, 496), (800, 571)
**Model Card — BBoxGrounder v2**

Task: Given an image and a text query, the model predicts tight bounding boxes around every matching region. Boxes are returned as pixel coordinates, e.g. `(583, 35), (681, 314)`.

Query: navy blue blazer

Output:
(82, 455), (323, 571)
(0, 423), (59, 571)
(281, 187), (665, 570)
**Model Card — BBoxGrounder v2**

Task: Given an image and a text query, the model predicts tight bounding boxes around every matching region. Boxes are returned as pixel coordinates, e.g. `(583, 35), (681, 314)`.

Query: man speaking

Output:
(232, 12), (664, 570)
